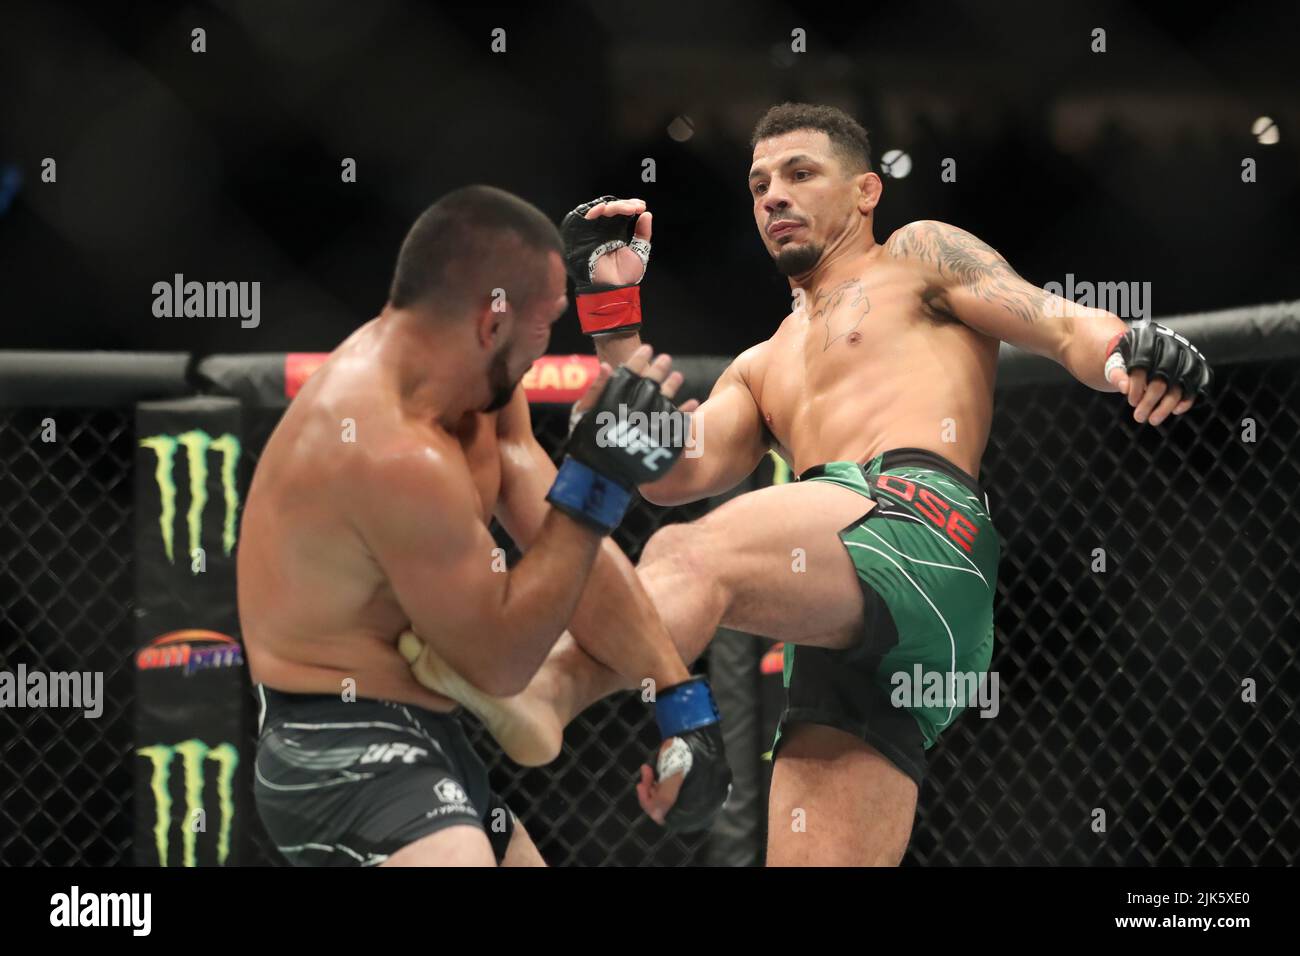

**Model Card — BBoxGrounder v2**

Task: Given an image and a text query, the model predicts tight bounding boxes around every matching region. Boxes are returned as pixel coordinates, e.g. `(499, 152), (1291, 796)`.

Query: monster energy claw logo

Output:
(137, 739), (238, 866)
(139, 430), (241, 571)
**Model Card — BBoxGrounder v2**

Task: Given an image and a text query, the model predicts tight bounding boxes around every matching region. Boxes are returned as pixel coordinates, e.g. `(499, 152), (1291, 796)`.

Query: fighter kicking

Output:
(237, 185), (731, 867)
(401, 103), (1212, 864)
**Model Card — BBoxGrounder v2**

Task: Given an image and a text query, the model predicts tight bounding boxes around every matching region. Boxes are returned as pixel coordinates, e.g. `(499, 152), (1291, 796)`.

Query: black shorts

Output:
(774, 640), (927, 787)
(253, 685), (515, 866)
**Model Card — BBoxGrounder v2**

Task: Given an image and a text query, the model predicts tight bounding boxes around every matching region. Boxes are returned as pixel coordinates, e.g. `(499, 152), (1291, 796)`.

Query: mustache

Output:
(766, 215), (806, 229)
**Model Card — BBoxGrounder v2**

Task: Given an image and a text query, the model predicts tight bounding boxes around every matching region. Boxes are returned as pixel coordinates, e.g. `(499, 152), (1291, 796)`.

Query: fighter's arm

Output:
(601, 339), (771, 507)
(563, 196), (771, 503)
(492, 386), (690, 686)
(886, 220), (1126, 388)
(354, 432), (602, 697)
(887, 219), (1200, 425)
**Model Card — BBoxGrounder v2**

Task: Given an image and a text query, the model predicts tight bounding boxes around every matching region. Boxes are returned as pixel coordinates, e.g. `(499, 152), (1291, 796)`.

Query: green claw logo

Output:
(139, 430), (241, 571)
(137, 739), (239, 866)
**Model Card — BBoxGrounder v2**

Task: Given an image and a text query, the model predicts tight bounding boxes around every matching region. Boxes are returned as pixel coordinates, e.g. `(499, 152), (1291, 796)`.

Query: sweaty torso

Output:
(236, 321), (503, 712)
(746, 241), (999, 477)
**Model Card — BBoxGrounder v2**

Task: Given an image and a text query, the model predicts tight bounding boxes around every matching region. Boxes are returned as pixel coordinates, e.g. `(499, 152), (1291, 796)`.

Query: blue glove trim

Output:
(655, 677), (720, 736)
(546, 457), (632, 533)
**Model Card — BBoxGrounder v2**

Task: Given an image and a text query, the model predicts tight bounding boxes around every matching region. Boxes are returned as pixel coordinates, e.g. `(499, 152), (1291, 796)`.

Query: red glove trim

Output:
(577, 286), (642, 335)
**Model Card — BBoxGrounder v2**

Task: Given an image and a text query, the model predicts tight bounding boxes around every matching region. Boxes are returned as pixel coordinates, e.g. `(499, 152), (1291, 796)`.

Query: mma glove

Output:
(545, 366), (686, 533)
(560, 196), (650, 335)
(651, 676), (733, 833)
(1105, 322), (1213, 401)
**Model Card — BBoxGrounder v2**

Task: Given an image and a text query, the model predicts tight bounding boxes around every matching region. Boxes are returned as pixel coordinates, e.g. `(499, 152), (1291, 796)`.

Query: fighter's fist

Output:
(636, 677), (733, 833)
(546, 345), (690, 533)
(571, 343), (684, 413)
(1105, 322), (1212, 426)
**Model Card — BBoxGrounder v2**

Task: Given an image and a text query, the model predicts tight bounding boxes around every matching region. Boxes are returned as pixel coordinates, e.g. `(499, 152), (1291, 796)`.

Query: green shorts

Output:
(772, 448), (1000, 786)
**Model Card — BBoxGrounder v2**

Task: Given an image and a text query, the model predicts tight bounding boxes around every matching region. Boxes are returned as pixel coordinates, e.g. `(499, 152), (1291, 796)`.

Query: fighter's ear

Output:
(472, 286), (515, 348)
(857, 171), (883, 216)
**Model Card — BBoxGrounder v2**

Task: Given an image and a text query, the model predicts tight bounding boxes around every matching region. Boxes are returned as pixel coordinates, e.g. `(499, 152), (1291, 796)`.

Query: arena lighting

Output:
(1252, 115), (1280, 144)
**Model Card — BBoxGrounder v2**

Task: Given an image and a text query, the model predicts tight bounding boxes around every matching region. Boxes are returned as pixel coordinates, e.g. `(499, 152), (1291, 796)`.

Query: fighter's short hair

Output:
(750, 103), (873, 174)
(388, 185), (562, 314)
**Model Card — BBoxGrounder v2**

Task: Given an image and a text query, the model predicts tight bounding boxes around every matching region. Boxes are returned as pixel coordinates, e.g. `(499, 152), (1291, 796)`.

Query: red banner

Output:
(284, 352), (328, 400)
(284, 352), (597, 404)
(521, 354), (599, 403)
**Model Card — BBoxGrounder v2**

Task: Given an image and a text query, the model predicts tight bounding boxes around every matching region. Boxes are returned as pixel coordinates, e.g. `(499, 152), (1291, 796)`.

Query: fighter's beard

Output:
(483, 346), (519, 413)
(774, 241), (824, 278)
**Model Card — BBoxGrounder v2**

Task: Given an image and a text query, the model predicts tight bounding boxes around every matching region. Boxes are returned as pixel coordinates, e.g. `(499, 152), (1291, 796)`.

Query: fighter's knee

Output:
(642, 520), (719, 579)
(641, 520), (689, 566)
(641, 520), (733, 622)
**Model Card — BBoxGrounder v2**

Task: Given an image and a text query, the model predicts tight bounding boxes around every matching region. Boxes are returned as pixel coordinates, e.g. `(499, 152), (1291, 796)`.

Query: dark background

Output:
(1, 0), (1297, 358)
(2, 1), (1297, 869)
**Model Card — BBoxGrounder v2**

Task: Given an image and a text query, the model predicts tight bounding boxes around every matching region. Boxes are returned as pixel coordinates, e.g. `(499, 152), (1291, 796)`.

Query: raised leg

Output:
(405, 480), (874, 762)
(545, 479), (875, 722)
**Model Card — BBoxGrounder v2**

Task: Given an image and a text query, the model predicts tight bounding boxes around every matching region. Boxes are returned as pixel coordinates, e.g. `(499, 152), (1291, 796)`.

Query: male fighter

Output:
(402, 104), (1212, 864)
(238, 185), (730, 867)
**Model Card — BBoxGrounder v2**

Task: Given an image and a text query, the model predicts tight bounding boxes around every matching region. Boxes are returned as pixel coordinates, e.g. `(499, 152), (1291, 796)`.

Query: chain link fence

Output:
(2, 346), (1296, 865)
(913, 358), (1298, 865)
(0, 410), (135, 865)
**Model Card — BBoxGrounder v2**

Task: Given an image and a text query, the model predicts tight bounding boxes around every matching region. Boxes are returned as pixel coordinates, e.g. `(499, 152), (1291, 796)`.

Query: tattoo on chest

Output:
(810, 279), (872, 350)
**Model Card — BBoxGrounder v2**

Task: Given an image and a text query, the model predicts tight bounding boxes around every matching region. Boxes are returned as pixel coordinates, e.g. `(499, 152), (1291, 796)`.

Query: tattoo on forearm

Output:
(887, 221), (1049, 324)
(810, 279), (871, 350)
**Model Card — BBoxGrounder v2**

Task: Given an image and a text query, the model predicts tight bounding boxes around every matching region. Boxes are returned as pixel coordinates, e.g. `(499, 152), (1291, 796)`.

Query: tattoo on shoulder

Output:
(887, 221), (1048, 324)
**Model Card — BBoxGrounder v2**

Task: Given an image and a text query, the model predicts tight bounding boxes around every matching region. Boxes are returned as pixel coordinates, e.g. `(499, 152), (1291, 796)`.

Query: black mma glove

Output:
(651, 676), (733, 833)
(560, 196), (650, 335)
(1105, 322), (1213, 401)
(545, 366), (685, 533)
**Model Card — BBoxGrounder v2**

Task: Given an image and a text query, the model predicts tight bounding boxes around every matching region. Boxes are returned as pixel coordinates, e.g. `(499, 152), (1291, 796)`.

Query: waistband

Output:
(255, 683), (460, 733)
(259, 685), (344, 708)
(797, 447), (984, 497)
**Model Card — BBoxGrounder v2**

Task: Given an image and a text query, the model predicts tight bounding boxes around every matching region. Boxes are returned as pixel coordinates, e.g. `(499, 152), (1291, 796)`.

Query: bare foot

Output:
(397, 631), (564, 767)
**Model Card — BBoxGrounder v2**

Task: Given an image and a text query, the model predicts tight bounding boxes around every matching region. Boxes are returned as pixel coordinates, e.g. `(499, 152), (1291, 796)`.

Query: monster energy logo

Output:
(137, 739), (238, 866)
(139, 430), (241, 571)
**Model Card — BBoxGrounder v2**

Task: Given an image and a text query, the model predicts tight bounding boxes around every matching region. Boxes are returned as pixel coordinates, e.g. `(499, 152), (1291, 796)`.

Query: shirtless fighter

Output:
(238, 185), (731, 867)
(401, 104), (1212, 865)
